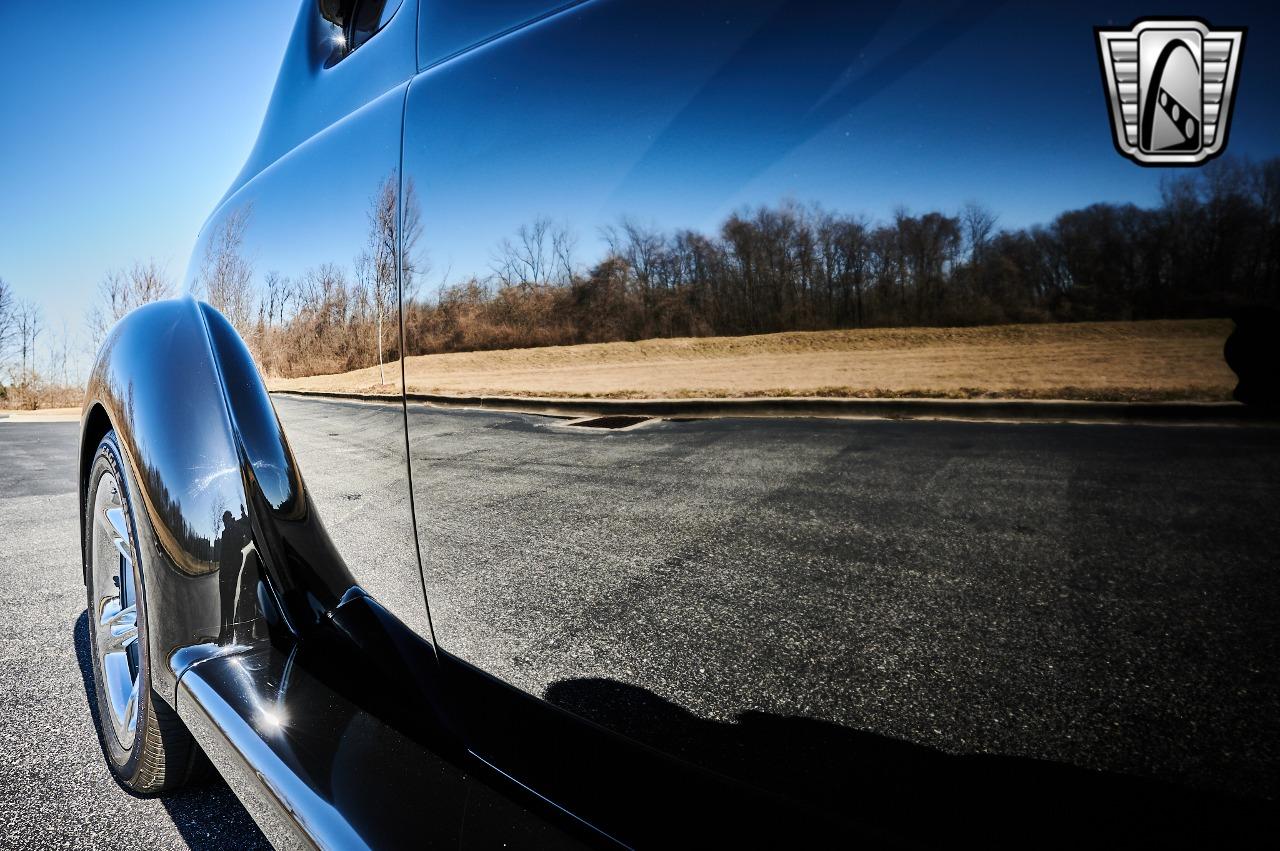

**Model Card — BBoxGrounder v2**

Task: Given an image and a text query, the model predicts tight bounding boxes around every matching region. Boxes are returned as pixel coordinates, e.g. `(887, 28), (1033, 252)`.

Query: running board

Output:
(173, 595), (593, 849)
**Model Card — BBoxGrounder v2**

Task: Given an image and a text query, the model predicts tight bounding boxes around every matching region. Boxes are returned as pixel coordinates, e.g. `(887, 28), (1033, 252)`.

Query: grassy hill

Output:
(268, 318), (1236, 403)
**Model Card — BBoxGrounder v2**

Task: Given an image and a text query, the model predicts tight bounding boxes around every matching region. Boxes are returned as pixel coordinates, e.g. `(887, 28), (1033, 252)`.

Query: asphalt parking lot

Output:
(2, 407), (1278, 846)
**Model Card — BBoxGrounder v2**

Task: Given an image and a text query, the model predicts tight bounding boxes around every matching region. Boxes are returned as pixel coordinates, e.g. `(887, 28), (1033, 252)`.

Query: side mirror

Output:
(318, 0), (404, 65)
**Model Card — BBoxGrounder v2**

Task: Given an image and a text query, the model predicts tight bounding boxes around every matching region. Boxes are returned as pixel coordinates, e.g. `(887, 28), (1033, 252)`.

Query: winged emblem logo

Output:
(1096, 19), (1246, 165)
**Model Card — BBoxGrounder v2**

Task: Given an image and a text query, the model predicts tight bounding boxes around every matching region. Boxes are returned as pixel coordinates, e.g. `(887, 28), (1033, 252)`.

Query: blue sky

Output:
(0, 1), (298, 365)
(405, 0), (1280, 291)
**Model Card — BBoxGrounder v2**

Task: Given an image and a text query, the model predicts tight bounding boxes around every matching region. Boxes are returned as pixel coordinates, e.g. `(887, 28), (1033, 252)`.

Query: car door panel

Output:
(396, 2), (1280, 845)
(399, 0), (890, 840)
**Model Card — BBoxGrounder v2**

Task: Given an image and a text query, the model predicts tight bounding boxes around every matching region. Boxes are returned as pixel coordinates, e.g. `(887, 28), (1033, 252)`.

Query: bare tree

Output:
(197, 205), (255, 334)
(551, 222), (577, 285)
(356, 178), (400, 385)
(491, 216), (576, 289)
(45, 319), (74, 387)
(604, 218), (664, 290)
(961, 203), (999, 264)
(15, 299), (42, 380)
(261, 271), (294, 328)
(492, 218), (548, 289)
(0, 278), (15, 363)
(87, 270), (128, 348)
(400, 177), (425, 301)
(60, 320), (74, 386)
(86, 259), (175, 351)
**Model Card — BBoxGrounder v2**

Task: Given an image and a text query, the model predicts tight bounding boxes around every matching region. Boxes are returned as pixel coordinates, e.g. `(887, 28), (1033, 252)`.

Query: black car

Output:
(79, 1), (1275, 847)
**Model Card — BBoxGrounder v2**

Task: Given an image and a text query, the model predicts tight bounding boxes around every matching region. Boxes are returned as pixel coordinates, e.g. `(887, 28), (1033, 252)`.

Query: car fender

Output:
(80, 296), (356, 702)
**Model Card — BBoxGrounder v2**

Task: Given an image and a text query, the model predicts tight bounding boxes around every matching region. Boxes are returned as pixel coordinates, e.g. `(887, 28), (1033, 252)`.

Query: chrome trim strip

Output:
(176, 655), (363, 851)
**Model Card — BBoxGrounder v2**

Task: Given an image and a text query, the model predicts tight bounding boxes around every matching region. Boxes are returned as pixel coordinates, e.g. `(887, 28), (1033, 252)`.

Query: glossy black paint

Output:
(184, 65), (432, 644)
(222, 0), (416, 208)
(79, 293), (584, 846)
(200, 304), (354, 633)
(79, 292), (371, 692)
(439, 651), (865, 847)
(418, 0), (573, 67)
(177, 595), (593, 849)
(80, 0), (1279, 847)
(402, 0), (967, 835)
(81, 297), (268, 700)
(80, 1), (573, 844)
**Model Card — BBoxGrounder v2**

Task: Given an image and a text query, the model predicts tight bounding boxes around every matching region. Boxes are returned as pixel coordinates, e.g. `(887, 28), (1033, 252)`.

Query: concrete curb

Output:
(0, 408), (81, 423)
(271, 390), (1276, 426)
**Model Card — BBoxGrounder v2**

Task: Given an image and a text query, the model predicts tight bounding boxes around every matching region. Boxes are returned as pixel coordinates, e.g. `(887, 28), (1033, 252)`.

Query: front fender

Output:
(80, 297), (356, 702)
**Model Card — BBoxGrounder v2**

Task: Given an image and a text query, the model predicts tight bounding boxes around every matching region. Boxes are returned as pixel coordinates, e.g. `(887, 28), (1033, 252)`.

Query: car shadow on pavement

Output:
(546, 677), (1276, 848)
(74, 612), (269, 850)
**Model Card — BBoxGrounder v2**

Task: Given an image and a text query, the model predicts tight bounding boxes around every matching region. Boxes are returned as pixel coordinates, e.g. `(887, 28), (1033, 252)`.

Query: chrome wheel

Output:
(89, 469), (141, 752)
(84, 430), (205, 793)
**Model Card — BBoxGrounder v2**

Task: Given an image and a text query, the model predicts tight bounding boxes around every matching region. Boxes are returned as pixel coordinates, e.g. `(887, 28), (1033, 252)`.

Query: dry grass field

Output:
(268, 319), (1236, 403)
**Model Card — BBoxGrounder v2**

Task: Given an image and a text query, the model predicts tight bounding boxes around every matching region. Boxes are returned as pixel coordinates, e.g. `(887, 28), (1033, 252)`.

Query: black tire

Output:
(84, 430), (207, 793)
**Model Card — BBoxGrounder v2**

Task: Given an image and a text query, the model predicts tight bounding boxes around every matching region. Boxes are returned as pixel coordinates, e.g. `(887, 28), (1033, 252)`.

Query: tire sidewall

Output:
(84, 430), (156, 783)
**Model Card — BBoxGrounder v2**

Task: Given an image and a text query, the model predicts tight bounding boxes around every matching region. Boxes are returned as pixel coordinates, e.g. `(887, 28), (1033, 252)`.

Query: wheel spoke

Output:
(102, 506), (132, 562)
(103, 650), (137, 733)
(123, 687), (139, 735)
(90, 469), (143, 752)
(99, 503), (136, 608)
(102, 603), (138, 652)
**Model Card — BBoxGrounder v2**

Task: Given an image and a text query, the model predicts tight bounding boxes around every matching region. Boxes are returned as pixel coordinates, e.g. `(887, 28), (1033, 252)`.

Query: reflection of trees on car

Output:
(86, 260), (175, 353)
(395, 156), (1280, 359)
(191, 175), (422, 382)
(196, 205), (255, 334)
(176, 157), (1280, 381)
(357, 177), (418, 385)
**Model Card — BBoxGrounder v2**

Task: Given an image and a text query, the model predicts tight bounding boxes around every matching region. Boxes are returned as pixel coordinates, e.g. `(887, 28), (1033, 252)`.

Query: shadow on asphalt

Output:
(73, 612), (269, 850)
(546, 677), (1275, 848)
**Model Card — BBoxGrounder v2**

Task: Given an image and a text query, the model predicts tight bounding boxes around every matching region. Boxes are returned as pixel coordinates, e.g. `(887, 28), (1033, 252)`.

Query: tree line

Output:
(196, 179), (406, 380)
(405, 156), (1279, 356)
(7, 156), (1275, 397)
(0, 277), (81, 407)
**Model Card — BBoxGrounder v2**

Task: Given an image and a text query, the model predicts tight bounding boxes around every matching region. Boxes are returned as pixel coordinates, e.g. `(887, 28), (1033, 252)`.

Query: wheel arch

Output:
(78, 402), (113, 584)
(79, 296), (358, 701)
